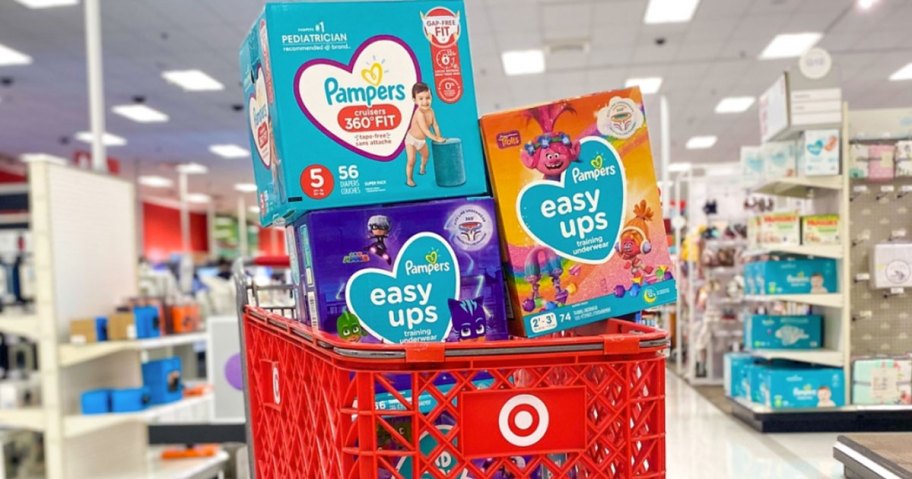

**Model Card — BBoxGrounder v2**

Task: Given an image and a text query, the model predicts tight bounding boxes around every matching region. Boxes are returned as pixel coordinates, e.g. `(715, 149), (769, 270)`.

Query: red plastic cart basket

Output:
(236, 265), (668, 478)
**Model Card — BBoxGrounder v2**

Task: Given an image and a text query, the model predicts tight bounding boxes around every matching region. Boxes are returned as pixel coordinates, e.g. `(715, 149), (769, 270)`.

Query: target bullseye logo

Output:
(461, 387), (586, 457)
(497, 394), (550, 447)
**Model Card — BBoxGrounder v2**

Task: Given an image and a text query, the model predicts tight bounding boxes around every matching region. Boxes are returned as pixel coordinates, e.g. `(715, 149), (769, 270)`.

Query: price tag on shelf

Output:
(859, 310), (873, 319)
(881, 185), (896, 193)
(892, 229), (907, 239)
(902, 185), (912, 193)
(853, 185), (869, 193)
(891, 287), (905, 295)
(855, 273), (871, 282)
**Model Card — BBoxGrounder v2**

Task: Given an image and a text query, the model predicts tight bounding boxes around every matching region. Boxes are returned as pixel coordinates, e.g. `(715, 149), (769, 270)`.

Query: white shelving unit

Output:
(0, 162), (215, 479)
(743, 244), (843, 260)
(744, 293), (845, 309)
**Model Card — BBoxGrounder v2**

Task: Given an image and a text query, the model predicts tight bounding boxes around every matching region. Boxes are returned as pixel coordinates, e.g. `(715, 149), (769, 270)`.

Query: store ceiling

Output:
(0, 0), (911, 212)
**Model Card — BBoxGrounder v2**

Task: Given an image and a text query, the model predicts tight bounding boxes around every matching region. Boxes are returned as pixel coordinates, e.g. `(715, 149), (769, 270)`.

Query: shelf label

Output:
(901, 185), (912, 193)
(853, 185), (869, 193)
(881, 185), (896, 193)
(892, 229), (907, 239)
(859, 310), (873, 318)
(855, 273), (871, 282)
(891, 287), (905, 295)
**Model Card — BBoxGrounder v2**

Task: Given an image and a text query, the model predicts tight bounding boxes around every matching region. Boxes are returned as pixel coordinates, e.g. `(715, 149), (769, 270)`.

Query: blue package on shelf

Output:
(95, 316), (108, 342)
(81, 389), (112, 415)
(749, 364), (767, 404)
(758, 365), (845, 409)
(133, 306), (161, 339)
(142, 357), (183, 405)
(746, 315), (823, 350)
(111, 387), (151, 413)
(724, 353), (756, 399)
(755, 258), (838, 295)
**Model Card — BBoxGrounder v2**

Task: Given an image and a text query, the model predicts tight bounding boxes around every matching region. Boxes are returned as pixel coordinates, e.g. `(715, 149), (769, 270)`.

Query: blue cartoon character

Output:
(365, 215), (392, 265)
(448, 297), (487, 342)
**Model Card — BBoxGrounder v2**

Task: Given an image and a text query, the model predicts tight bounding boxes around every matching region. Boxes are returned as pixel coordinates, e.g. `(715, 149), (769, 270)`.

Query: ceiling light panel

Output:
(74, 131), (126, 146)
(686, 136), (717, 149)
(501, 50), (545, 76)
(0, 43), (32, 66)
(644, 0), (700, 24)
(715, 96), (756, 113)
(625, 77), (663, 94)
(112, 104), (169, 123)
(161, 69), (224, 91)
(210, 144), (249, 158)
(760, 33), (822, 59)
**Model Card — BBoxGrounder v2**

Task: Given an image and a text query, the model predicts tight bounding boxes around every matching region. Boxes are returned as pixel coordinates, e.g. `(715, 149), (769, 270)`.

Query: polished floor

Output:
(666, 373), (843, 478)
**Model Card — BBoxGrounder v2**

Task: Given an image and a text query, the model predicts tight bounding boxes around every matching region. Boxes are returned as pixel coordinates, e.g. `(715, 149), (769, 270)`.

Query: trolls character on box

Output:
(290, 197), (508, 344)
(480, 88), (676, 337)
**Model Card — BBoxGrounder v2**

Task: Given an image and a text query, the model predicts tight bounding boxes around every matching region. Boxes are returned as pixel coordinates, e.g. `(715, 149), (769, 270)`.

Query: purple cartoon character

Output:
(365, 214), (392, 265)
(448, 297), (487, 342)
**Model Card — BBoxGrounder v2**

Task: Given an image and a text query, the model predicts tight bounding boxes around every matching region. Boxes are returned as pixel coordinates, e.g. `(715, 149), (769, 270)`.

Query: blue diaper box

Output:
(240, 0), (488, 226)
(724, 353), (756, 399)
(753, 364), (845, 409)
(81, 389), (112, 415)
(746, 315), (823, 350)
(141, 357), (183, 405)
(111, 387), (151, 413)
(750, 258), (838, 295)
(133, 306), (161, 339)
(95, 317), (108, 342)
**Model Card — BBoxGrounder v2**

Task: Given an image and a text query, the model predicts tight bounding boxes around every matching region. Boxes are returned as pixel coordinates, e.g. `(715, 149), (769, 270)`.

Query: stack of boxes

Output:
(80, 357), (182, 415)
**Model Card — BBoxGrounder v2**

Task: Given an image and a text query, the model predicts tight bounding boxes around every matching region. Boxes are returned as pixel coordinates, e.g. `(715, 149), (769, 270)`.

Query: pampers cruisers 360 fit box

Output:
(480, 88), (676, 337)
(241, 1), (488, 225)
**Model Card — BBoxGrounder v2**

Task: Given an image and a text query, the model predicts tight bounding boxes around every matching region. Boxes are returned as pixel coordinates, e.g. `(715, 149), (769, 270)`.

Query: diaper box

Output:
(241, 0), (488, 226)
(753, 258), (838, 295)
(870, 242), (912, 289)
(852, 357), (912, 405)
(797, 129), (840, 176)
(849, 144), (869, 179)
(741, 146), (763, 183)
(895, 140), (912, 177)
(759, 366), (845, 409)
(868, 144), (895, 180)
(801, 214), (839, 246)
(757, 212), (800, 247)
(762, 142), (796, 179)
(479, 88), (676, 337)
(724, 353), (756, 399)
(289, 197), (508, 344)
(141, 357), (183, 405)
(745, 315), (822, 350)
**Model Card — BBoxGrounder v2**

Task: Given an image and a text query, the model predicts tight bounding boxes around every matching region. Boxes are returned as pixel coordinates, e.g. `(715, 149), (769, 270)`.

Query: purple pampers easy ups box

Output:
(289, 197), (508, 344)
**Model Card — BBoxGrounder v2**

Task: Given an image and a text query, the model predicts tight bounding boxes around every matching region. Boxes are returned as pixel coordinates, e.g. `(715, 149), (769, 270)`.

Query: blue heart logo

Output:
(807, 140), (824, 156)
(346, 233), (459, 343)
(517, 137), (626, 264)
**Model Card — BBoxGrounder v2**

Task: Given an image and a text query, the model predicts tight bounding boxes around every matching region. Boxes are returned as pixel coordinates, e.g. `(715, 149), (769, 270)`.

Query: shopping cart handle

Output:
(603, 334), (639, 354)
(404, 342), (446, 363)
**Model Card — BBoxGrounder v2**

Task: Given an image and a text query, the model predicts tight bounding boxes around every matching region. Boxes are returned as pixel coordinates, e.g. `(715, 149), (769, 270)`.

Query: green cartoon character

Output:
(337, 309), (365, 343)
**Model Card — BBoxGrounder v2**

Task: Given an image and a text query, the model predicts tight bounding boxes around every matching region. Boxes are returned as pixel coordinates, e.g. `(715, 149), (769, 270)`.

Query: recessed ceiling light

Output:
(186, 193), (211, 204)
(161, 69), (224, 91)
(667, 162), (692, 173)
(74, 131), (126, 146)
(644, 0), (700, 24)
(138, 175), (174, 188)
(0, 43), (32, 66)
(889, 63), (912, 81)
(13, 0), (78, 8)
(501, 50), (545, 76)
(20, 153), (67, 166)
(625, 77), (663, 94)
(112, 104), (169, 123)
(686, 136), (717, 149)
(858, 0), (878, 9)
(210, 144), (249, 158)
(715, 96), (756, 114)
(235, 183), (258, 193)
(760, 33), (822, 59)
(176, 163), (208, 175)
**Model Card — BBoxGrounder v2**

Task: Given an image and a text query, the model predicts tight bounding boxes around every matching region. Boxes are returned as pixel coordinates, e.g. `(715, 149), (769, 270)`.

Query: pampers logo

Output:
(295, 36), (420, 161)
(404, 248), (453, 275)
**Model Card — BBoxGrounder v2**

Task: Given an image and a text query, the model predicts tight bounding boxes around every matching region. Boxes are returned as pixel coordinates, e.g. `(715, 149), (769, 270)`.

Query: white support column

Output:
(660, 95), (671, 217)
(237, 196), (248, 258)
(84, 0), (107, 172)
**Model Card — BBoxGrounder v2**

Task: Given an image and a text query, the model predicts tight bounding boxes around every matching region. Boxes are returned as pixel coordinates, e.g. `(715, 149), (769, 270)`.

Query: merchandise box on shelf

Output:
(724, 353), (756, 399)
(867, 144), (895, 181)
(142, 357), (183, 405)
(111, 387), (151, 413)
(0, 378), (40, 409)
(896, 140), (912, 177)
(81, 389), (112, 415)
(753, 363), (846, 410)
(801, 214), (840, 246)
(761, 141), (796, 179)
(849, 144), (869, 179)
(756, 212), (800, 247)
(69, 317), (108, 343)
(741, 146), (763, 183)
(745, 315), (823, 350)
(240, 0), (488, 226)
(852, 357), (912, 405)
(870, 242), (912, 289)
(479, 88), (676, 337)
(745, 257), (838, 295)
(797, 129), (840, 176)
(288, 197), (508, 344)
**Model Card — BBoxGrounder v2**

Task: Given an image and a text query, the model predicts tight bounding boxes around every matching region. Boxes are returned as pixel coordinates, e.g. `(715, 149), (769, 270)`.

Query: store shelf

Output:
(0, 212), (29, 228)
(744, 293), (844, 308)
(0, 407), (45, 432)
(743, 244), (843, 259)
(148, 449), (230, 479)
(752, 175), (843, 198)
(730, 396), (912, 432)
(0, 311), (40, 339)
(748, 348), (844, 367)
(64, 393), (212, 438)
(59, 332), (207, 367)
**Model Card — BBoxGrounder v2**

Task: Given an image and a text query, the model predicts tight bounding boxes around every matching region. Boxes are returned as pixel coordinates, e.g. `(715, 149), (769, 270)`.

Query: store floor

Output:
(666, 373), (843, 478)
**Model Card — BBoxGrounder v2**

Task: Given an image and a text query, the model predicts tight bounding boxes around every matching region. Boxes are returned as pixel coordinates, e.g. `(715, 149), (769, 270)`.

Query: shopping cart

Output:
(236, 258), (669, 478)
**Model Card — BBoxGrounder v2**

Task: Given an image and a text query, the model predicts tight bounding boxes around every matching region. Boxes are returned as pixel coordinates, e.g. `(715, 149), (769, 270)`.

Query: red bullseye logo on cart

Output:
(460, 387), (586, 457)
